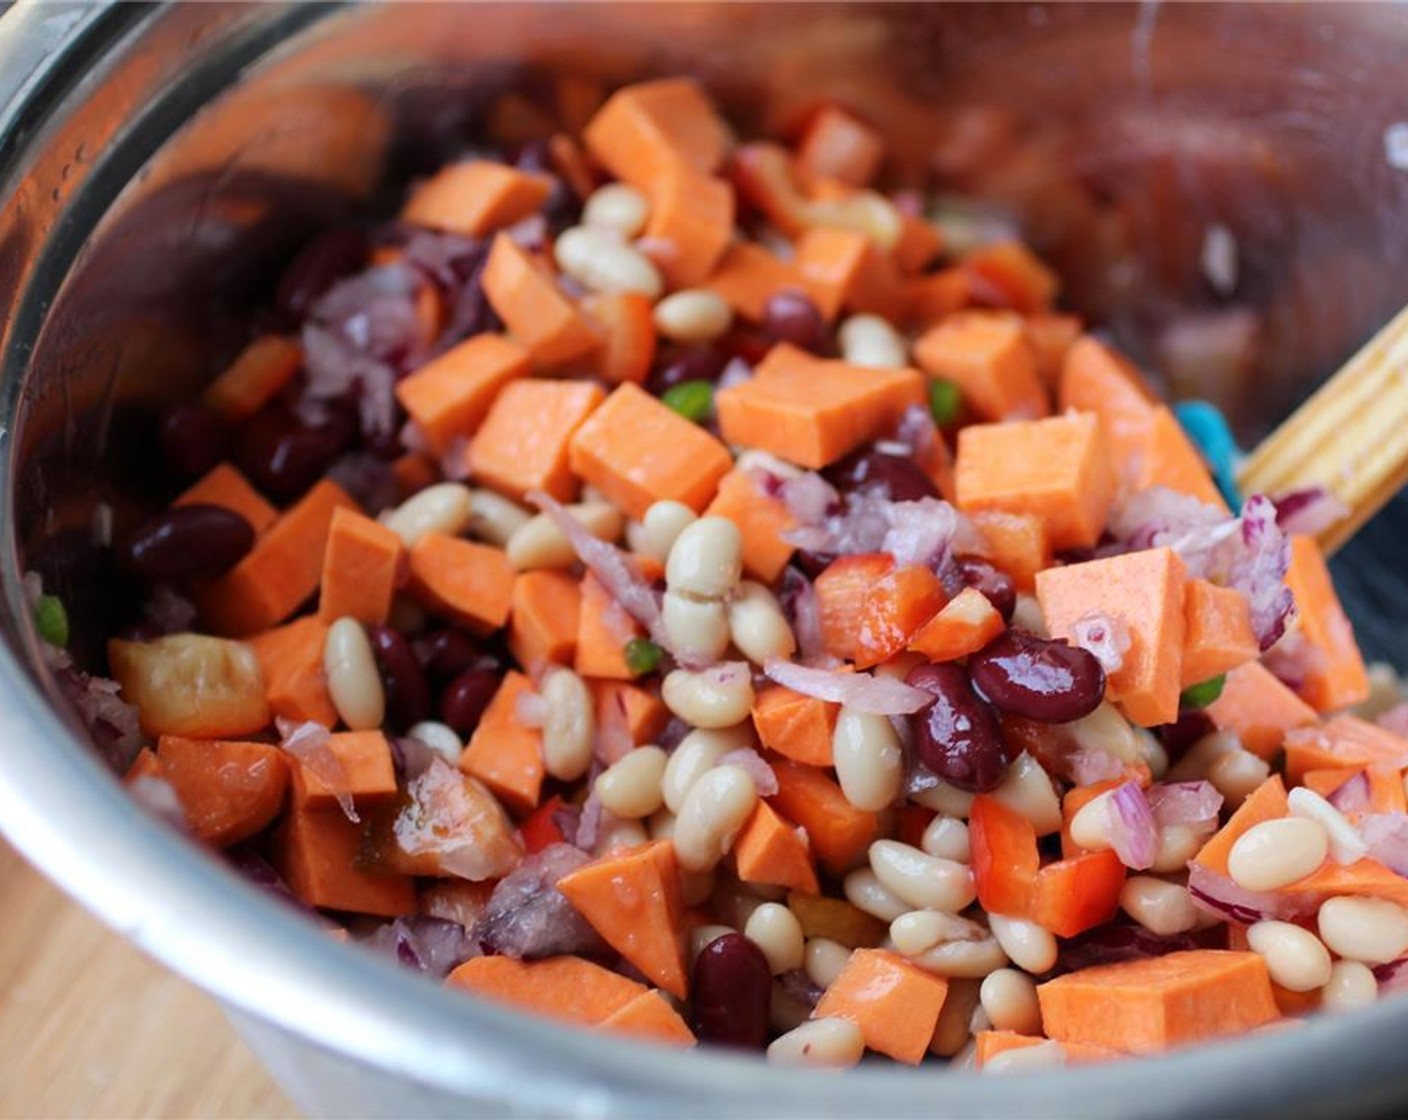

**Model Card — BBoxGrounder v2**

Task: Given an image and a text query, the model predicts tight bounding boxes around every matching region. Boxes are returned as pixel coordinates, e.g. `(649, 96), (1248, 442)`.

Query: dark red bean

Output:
(825, 447), (937, 502)
(236, 408), (353, 502)
(418, 629), (498, 684)
(968, 629), (1105, 724)
(761, 289), (825, 352)
(957, 557), (1017, 622)
(906, 662), (1015, 792)
(439, 668), (501, 736)
(275, 226), (370, 325)
(690, 932), (771, 1049)
(116, 505), (254, 582)
(366, 626), (432, 730)
(160, 404), (230, 481)
(1158, 709), (1216, 765)
(649, 346), (728, 394)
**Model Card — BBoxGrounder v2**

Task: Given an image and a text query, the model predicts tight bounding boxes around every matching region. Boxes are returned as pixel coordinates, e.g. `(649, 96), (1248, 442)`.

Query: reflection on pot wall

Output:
(6, 2), (1408, 669)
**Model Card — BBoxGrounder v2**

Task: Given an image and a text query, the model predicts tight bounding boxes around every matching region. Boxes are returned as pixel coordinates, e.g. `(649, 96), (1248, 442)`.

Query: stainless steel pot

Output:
(1, 3), (1407, 1116)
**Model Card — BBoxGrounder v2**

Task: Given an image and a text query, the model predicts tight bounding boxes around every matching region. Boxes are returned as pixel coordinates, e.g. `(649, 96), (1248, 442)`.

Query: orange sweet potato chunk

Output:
(1037, 548), (1188, 727)
(796, 105), (884, 188)
(575, 571), (646, 681)
(955, 413), (1116, 552)
(407, 533), (515, 633)
(481, 233), (599, 368)
(447, 955), (645, 1027)
(907, 586), (1005, 663)
(196, 480), (357, 637)
(394, 332), (531, 457)
(558, 840), (688, 998)
(594, 680), (669, 748)
(968, 510), (1051, 591)
(908, 268), (973, 329)
(1282, 716), (1408, 785)
(1205, 662), (1318, 760)
(703, 468), (797, 583)
(1191, 775), (1288, 877)
(156, 736), (289, 848)
(914, 311), (1048, 422)
(469, 378), (605, 502)
(317, 507), (402, 627)
(460, 671), (544, 815)
(706, 243), (800, 322)
(715, 344), (925, 470)
(769, 757), (879, 874)
(568, 382), (732, 519)
(508, 570), (581, 671)
(961, 241), (1060, 314)
(1036, 950), (1278, 1055)
(583, 77), (730, 191)
(1024, 313), (1083, 389)
(1058, 335), (1159, 461)
(247, 616), (337, 727)
(401, 160), (552, 237)
(642, 165), (734, 289)
(1283, 534), (1369, 712)
(974, 1031), (1120, 1068)
(813, 948), (949, 1064)
(733, 800), (820, 894)
(274, 803), (415, 917)
(752, 685), (837, 768)
(1180, 580), (1258, 688)
(174, 463), (277, 536)
(202, 335), (303, 424)
(598, 991), (696, 1046)
(1138, 406), (1228, 510)
(290, 730), (397, 809)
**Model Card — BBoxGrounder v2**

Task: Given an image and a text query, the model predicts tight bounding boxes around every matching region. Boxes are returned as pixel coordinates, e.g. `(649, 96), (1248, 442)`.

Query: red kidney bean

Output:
(825, 447), (937, 502)
(649, 345), (729, 394)
(761, 289), (825, 352)
(967, 629), (1105, 724)
(906, 662), (1015, 792)
(690, 932), (771, 1049)
(1158, 709), (1216, 764)
(275, 226), (370, 325)
(366, 626), (432, 730)
(116, 505), (254, 582)
(956, 557), (1017, 622)
(160, 404), (231, 481)
(417, 629), (499, 684)
(236, 407), (353, 502)
(439, 668), (501, 736)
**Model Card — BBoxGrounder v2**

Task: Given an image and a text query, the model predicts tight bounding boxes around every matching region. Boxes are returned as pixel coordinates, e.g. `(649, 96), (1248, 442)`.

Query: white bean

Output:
(674, 764), (758, 872)
(594, 817), (650, 856)
(1287, 786), (1367, 865)
(595, 746), (668, 819)
(1065, 701), (1140, 765)
(1151, 823), (1207, 874)
(661, 591), (731, 663)
(833, 708), (904, 812)
(661, 725), (753, 812)
(662, 663), (755, 728)
(727, 581), (797, 665)
(921, 817), (971, 863)
(631, 500), (697, 564)
(744, 903), (805, 974)
(804, 938), (852, 990)
(1227, 818), (1329, 891)
(890, 910), (982, 957)
(988, 913), (1058, 975)
(406, 720), (463, 765)
(1119, 876), (1199, 936)
(382, 482), (472, 546)
(980, 969), (1042, 1035)
(1067, 792), (1113, 852)
(991, 753), (1062, 836)
(653, 289), (733, 343)
(324, 617), (385, 730)
(1321, 960), (1379, 1013)
(1317, 896), (1408, 964)
(842, 868), (909, 922)
(1165, 729), (1240, 783)
(837, 313), (907, 369)
(582, 182), (650, 237)
(983, 1041), (1066, 1075)
(506, 502), (623, 571)
(767, 1017), (864, 1068)
(910, 780), (974, 818)
(538, 668), (594, 781)
(868, 840), (976, 913)
(647, 808), (677, 841)
(911, 936), (1009, 979)
(1207, 747), (1271, 807)
(665, 517), (742, 600)
(465, 488), (531, 547)
(554, 224), (663, 299)
(1010, 593), (1048, 637)
(1246, 920), (1333, 992)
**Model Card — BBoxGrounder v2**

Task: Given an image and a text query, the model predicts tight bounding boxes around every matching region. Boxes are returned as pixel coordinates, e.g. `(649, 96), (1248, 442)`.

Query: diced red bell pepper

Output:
(519, 794), (567, 854)
(968, 795), (1039, 917)
(1032, 850), (1126, 938)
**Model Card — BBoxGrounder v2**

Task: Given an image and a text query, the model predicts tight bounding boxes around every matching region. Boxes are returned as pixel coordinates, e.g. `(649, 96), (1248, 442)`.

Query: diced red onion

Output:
(363, 915), (478, 978)
(575, 789), (605, 851)
(128, 774), (187, 831)
(1378, 703), (1408, 739)
(763, 659), (933, 715)
(1358, 813), (1408, 878)
(141, 585), (199, 634)
(881, 498), (966, 570)
(390, 735), (440, 783)
(60, 667), (143, 770)
(1107, 782), (1157, 870)
(779, 568), (829, 667)
(1145, 780), (1223, 830)
(506, 213), (548, 250)
(277, 717), (356, 823)
(1067, 748), (1129, 787)
(716, 748), (779, 797)
(1186, 863), (1303, 924)
(1274, 487), (1350, 538)
(472, 843), (607, 960)
(327, 452), (400, 515)
(1373, 957), (1408, 993)
(1328, 771), (1372, 815)
(1069, 612), (1131, 675)
(717, 357), (754, 390)
(594, 688), (634, 765)
(778, 472), (840, 527)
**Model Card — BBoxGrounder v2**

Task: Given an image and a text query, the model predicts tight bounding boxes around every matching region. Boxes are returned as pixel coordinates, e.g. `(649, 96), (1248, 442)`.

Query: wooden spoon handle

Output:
(1237, 302), (1408, 555)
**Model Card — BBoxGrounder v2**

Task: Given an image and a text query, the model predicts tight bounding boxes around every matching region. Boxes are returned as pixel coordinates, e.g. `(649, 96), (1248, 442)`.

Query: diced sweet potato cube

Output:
(568, 382), (732, 519)
(961, 241), (1059, 313)
(407, 533), (514, 633)
(796, 105), (884, 188)
(202, 335), (303, 424)
(1058, 335), (1159, 478)
(908, 268), (973, 328)
(770, 757), (879, 874)
(1283, 534), (1369, 712)
(1180, 579), (1258, 688)
(814, 948), (949, 1064)
(703, 468), (797, 583)
(915, 311), (1048, 422)
(593, 680), (669, 748)
(1037, 548), (1189, 727)
(460, 671), (544, 815)
(598, 991), (696, 1046)
(642, 166), (733, 289)
(317, 508), (402, 627)
(1137, 406), (1228, 510)
(394, 332), (531, 457)
(174, 463), (277, 536)
(1205, 662), (1318, 760)
(1282, 716), (1408, 785)
(1023, 313), (1083, 389)
(955, 413), (1116, 552)
(481, 233), (599, 368)
(968, 510), (1051, 591)
(447, 955), (645, 1027)
(469, 378), (604, 502)
(247, 616), (337, 727)
(752, 685), (837, 767)
(575, 571), (648, 681)
(274, 803), (415, 917)
(733, 801), (820, 894)
(508, 570), (581, 671)
(583, 77), (730, 191)
(290, 729), (397, 810)
(706, 243), (800, 322)
(400, 160), (552, 237)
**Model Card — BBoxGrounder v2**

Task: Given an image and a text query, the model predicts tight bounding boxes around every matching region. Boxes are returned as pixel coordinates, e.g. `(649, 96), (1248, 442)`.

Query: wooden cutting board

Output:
(0, 843), (297, 1118)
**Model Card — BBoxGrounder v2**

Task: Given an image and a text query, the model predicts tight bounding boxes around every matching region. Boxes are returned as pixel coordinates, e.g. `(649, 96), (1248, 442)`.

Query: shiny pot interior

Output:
(1, 3), (1407, 1116)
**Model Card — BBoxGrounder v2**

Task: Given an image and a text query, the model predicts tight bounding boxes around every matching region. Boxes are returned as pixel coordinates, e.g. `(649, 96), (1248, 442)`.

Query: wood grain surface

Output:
(0, 843), (297, 1119)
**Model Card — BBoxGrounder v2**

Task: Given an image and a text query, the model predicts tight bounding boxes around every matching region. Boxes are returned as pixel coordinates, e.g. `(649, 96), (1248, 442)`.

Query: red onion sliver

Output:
(277, 718), (357, 823)
(1378, 703), (1408, 739)
(575, 789), (605, 851)
(1358, 813), (1408, 877)
(1186, 863), (1304, 924)
(1327, 770), (1372, 815)
(1146, 781), (1223, 830)
(1274, 486), (1350, 537)
(1069, 612), (1130, 675)
(1067, 748), (1128, 787)
(1107, 782), (1157, 870)
(129, 774), (188, 831)
(594, 688), (634, 765)
(716, 748), (779, 797)
(762, 659), (933, 716)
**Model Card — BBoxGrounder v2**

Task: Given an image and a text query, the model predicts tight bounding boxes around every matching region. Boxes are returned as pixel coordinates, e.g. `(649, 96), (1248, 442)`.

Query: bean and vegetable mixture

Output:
(46, 76), (1408, 1070)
